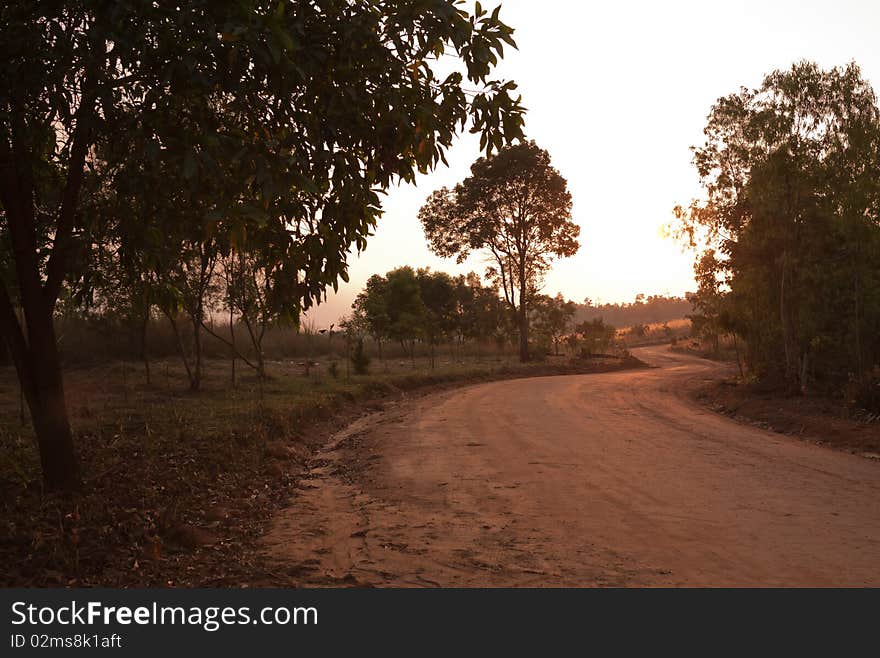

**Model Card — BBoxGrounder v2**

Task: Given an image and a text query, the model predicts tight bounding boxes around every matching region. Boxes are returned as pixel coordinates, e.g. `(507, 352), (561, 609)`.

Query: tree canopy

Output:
(0, 0), (526, 490)
(419, 140), (579, 361)
(352, 266), (510, 363)
(676, 61), (880, 395)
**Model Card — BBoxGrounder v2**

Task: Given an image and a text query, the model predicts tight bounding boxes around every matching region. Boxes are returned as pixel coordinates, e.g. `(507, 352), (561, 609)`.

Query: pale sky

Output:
(304, 0), (880, 328)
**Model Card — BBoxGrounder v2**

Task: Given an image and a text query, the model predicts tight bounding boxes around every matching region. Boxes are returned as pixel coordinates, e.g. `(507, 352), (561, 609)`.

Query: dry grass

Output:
(617, 318), (691, 347)
(0, 349), (641, 587)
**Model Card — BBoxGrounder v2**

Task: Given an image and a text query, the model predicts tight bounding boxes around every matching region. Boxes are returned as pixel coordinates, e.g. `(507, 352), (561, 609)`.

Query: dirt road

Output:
(262, 346), (880, 586)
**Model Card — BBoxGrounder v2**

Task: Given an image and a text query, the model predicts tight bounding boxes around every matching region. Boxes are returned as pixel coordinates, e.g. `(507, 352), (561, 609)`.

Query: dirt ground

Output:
(261, 346), (880, 587)
(0, 353), (637, 586)
(695, 378), (880, 458)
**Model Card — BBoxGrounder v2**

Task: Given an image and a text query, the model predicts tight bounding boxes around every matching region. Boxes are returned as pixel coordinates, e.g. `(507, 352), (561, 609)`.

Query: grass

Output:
(0, 349), (642, 587)
(618, 318), (691, 348)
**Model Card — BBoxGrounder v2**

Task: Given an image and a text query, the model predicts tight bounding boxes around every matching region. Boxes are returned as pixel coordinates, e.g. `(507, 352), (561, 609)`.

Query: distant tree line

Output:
(345, 267), (624, 367)
(574, 295), (691, 328)
(677, 61), (880, 406)
(346, 267), (510, 367)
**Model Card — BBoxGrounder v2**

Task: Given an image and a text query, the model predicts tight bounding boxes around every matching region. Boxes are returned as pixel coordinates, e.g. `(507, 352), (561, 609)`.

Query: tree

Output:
(452, 272), (508, 352)
(686, 250), (725, 356)
(675, 61), (880, 392)
(353, 275), (392, 360)
(575, 295), (692, 327)
(417, 269), (457, 368)
(531, 293), (576, 355)
(0, 1), (525, 490)
(420, 141), (579, 361)
(384, 267), (426, 359)
(214, 248), (288, 381)
(574, 318), (616, 355)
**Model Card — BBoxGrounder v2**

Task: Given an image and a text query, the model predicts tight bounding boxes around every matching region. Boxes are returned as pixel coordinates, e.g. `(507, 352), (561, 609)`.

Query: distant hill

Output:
(574, 295), (692, 328)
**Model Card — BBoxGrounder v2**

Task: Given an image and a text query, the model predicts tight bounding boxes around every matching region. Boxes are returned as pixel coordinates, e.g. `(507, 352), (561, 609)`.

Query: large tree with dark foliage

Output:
(677, 61), (880, 396)
(0, 0), (525, 490)
(419, 141), (579, 361)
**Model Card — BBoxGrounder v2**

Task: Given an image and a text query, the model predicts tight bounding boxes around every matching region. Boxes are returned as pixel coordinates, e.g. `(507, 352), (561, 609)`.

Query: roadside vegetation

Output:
(0, 344), (642, 586)
(0, 1), (527, 492)
(677, 62), (880, 404)
(6, 0), (877, 589)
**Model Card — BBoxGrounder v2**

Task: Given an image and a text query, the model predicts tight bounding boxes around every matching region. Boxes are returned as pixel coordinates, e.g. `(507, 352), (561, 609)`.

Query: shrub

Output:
(350, 339), (371, 375)
(846, 368), (880, 413)
(629, 323), (648, 338)
(575, 318), (616, 355)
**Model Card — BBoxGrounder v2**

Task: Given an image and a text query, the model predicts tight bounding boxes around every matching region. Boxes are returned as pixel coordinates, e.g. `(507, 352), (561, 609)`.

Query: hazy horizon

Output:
(303, 0), (880, 328)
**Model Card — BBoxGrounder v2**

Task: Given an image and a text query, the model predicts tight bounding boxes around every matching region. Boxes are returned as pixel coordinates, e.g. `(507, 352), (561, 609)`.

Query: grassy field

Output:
(0, 349), (642, 587)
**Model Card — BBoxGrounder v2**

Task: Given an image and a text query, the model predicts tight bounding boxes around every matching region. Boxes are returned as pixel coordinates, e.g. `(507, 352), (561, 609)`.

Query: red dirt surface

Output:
(262, 346), (880, 587)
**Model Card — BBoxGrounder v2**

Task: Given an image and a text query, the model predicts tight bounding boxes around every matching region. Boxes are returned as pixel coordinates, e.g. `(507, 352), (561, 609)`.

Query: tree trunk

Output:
(229, 305), (236, 389)
(256, 348), (265, 380)
(517, 256), (529, 362)
(799, 352), (810, 395)
(854, 255), (862, 376)
(30, 358), (77, 491)
(779, 250), (793, 384)
(241, 315), (266, 380)
(190, 314), (202, 391)
(733, 333), (744, 379)
(0, 291), (78, 491)
(166, 313), (196, 389)
(140, 310), (151, 386)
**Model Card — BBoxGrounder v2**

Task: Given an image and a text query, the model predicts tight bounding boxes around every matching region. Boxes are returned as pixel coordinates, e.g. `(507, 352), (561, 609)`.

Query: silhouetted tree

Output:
(676, 61), (880, 393)
(575, 295), (691, 327)
(686, 250), (725, 356)
(353, 274), (392, 359)
(0, 0), (524, 489)
(384, 267), (426, 359)
(574, 319), (616, 355)
(420, 141), (579, 362)
(417, 269), (457, 368)
(453, 273), (509, 350)
(532, 293), (577, 355)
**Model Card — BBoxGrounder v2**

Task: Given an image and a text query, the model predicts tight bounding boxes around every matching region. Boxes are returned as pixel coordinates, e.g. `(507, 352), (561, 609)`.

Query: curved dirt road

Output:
(262, 346), (880, 586)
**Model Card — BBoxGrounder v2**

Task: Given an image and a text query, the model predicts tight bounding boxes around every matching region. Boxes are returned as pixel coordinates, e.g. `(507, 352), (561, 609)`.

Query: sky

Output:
(304, 0), (880, 328)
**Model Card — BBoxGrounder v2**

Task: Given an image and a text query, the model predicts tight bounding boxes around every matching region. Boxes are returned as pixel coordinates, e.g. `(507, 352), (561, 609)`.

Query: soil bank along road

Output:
(262, 346), (880, 586)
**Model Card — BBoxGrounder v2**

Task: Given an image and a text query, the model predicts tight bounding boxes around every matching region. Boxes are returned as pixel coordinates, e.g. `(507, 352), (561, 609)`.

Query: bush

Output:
(575, 318), (616, 355)
(629, 323), (648, 338)
(846, 368), (880, 413)
(527, 343), (548, 362)
(350, 339), (371, 375)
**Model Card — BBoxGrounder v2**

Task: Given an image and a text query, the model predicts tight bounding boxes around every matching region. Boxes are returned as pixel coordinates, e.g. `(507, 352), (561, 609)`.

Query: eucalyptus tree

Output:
(0, 0), (525, 490)
(416, 268), (457, 367)
(676, 61), (880, 390)
(420, 141), (579, 361)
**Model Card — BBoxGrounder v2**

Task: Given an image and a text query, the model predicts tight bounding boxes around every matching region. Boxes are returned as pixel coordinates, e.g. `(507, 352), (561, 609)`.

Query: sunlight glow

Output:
(305, 0), (880, 327)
